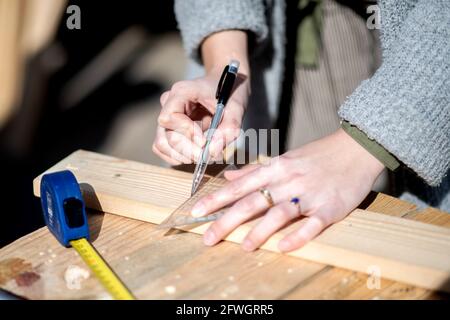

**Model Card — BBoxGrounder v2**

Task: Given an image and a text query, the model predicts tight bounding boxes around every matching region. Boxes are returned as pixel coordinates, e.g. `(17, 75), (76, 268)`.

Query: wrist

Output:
(201, 30), (251, 77)
(336, 129), (385, 180)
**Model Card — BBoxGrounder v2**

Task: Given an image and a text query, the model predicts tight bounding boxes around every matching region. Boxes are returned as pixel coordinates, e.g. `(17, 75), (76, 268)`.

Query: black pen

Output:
(190, 60), (240, 196)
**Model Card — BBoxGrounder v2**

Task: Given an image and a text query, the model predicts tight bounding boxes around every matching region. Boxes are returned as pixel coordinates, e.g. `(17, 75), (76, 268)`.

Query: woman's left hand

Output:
(191, 129), (385, 252)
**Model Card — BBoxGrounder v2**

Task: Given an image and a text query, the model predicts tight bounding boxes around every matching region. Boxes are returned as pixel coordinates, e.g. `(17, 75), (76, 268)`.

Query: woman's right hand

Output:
(153, 68), (250, 165)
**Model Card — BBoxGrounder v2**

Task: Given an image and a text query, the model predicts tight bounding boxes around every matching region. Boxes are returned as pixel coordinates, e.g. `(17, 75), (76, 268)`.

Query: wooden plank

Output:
(0, 213), (327, 299)
(29, 150), (450, 293)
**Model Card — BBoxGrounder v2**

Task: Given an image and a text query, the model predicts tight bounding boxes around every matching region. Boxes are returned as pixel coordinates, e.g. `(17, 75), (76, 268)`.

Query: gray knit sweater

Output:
(175, 0), (450, 211)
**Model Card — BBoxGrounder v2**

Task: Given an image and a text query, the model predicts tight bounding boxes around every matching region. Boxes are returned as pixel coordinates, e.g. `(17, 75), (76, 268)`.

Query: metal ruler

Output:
(158, 164), (237, 230)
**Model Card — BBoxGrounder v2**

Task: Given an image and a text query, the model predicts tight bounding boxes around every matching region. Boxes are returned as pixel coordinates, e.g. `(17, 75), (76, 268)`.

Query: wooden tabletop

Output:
(1, 153), (449, 300)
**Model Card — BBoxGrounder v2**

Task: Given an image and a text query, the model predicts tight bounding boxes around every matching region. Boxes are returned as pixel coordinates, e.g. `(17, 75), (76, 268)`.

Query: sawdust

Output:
(39, 252), (45, 256)
(51, 254), (57, 258)
(257, 262), (263, 267)
(124, 256), (130, 261)
(64, 265), (90, 290)
(228, 276), (235, 281)
(223, 285), (239, 295)
(118, 232), (123, 236)
(165, 285), (176, 295)
(175, 274), (181, 279)
(47, 249), (53, 253)
(287, 268), (293, 274)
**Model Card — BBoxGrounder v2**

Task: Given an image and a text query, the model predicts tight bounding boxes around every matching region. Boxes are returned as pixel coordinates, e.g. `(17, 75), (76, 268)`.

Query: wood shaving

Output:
(165, 285), (176, 295)
(223, 285), (239, 295)
(64, 265), (90, 290)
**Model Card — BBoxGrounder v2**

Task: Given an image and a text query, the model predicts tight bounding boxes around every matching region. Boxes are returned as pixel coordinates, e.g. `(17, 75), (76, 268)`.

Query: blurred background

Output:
(0, 0), (186, 247)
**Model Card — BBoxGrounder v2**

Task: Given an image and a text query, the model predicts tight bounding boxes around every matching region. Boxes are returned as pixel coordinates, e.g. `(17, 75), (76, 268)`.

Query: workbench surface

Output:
(1, 152), (449, 299)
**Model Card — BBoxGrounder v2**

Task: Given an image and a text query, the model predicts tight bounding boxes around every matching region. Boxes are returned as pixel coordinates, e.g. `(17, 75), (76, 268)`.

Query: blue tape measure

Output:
(39, 170), (135, 299)
(40, 170), (89, 247)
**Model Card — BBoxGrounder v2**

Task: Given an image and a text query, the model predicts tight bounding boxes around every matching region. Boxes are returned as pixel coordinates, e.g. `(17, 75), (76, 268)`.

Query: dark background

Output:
(0, 0), (178, 247)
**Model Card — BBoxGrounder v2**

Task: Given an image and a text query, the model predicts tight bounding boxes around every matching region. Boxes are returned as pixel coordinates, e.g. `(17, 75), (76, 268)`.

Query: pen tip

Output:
(191, 184), (198, 197)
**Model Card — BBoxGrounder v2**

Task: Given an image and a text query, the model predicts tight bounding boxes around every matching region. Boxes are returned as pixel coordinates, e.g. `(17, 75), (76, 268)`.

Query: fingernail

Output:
(242, 239), (255, 251)
(191, 204), (206, 217)
(278, 239), (292, 252)
(204, 230), (216, 246)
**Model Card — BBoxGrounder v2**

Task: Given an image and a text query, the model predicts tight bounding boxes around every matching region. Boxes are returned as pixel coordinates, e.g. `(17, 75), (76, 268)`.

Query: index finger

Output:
(191, 164), (273, 217)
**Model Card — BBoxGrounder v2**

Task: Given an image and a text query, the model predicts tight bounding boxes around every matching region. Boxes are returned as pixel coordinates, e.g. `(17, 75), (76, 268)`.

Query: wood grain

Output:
(28, 150), (450, 294)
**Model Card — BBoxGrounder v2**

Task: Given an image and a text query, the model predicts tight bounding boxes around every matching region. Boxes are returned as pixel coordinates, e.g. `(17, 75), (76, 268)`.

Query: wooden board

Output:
(0, 149), (449, 299)
(1, 203), (448, 299)
(28, 149), (450, 292)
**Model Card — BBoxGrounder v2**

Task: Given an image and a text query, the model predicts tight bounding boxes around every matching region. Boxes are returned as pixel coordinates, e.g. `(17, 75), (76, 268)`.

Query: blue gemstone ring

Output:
(290, 197), (301, 212)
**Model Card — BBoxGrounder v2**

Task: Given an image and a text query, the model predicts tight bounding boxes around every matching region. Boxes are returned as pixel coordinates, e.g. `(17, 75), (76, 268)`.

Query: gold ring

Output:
(259, 188), (275, 207)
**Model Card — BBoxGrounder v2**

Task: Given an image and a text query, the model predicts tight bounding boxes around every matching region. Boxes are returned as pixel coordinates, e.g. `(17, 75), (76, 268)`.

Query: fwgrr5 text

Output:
(220, 304), (273, 315)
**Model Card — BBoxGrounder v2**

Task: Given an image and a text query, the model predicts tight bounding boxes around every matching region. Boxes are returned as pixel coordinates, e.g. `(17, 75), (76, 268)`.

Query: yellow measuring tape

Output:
(70, 238), (135, 300)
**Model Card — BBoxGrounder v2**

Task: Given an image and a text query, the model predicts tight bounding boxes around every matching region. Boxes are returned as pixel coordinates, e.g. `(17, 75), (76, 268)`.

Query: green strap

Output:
(341, 120), (401, 171)
(296, 0), (323, 68)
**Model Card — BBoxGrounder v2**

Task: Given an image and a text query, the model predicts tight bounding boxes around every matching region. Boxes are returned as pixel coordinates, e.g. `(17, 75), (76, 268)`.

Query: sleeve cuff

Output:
(341, 120), (400, 171)
(175, 0), (268, 63)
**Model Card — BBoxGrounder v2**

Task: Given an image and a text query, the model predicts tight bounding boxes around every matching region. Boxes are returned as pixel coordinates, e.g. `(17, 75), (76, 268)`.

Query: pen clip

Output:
(215, 65), (229, 99)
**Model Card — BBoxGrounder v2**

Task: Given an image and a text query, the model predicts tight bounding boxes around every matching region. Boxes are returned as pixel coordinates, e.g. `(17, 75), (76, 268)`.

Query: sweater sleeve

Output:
(338, 0), (450, 186)
(174, 0), (268, 63)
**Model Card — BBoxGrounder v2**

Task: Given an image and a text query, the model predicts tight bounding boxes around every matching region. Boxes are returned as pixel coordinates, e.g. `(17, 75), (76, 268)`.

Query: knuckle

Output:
(171, 80), (189, 93)
(230, 181), (245, 197)
(158, 114), (171, 126)
(228, 118), (241, 130)
(236, 198), (254, 214)
(167, 132), (181, 145)
(154, 138), (166, 150)
(270, 206), (290, 221)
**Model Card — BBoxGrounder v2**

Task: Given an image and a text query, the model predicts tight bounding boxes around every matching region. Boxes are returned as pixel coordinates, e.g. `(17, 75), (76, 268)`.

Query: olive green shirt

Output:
(341, 120), (400, 171)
